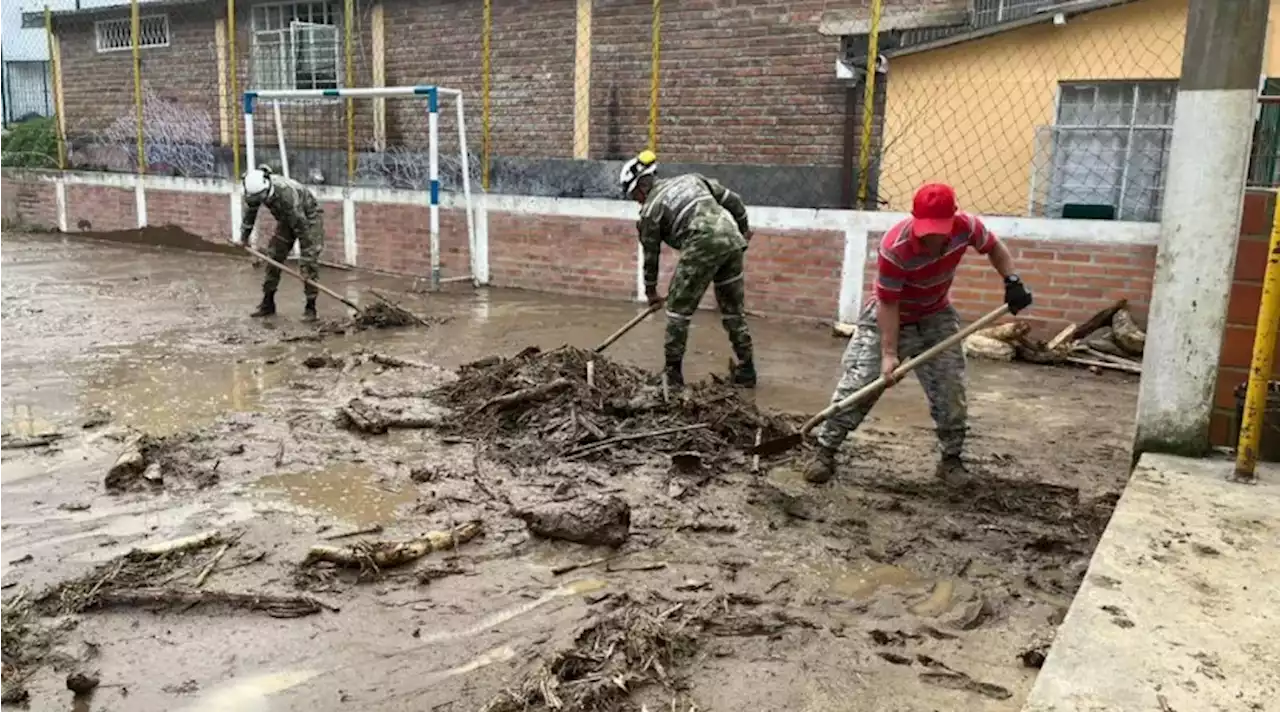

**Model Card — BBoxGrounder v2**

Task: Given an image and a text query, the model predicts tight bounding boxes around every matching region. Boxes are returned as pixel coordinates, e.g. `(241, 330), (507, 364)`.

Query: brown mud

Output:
(69, 226), (246, 257)
(1, 231), (1139, 711)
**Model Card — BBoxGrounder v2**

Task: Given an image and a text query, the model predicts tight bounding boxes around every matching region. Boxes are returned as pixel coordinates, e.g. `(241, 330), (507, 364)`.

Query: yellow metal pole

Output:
(228, 0), (240, 178)
(131, 0), (145, 175)
(43, 7), (66, 170)
(648, 0), (660, 153)
(856, 0), (883, 207)
(1234, 192), (1280, 482)
(344, 0), (355, 184)
(481, 0), (492, 190)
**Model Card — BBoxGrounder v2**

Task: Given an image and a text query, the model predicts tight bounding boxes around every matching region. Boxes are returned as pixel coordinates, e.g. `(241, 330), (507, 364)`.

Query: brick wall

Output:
(863, 233), (1157, 336)
(1, 174), (58, 228)
(58, 8), (222, 169)
(1210, 190), (1280, 447)
(66, 185), (134, 232)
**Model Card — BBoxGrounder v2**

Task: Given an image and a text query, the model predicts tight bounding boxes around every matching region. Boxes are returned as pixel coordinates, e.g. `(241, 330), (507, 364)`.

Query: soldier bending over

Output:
(240, 165), (325, 321)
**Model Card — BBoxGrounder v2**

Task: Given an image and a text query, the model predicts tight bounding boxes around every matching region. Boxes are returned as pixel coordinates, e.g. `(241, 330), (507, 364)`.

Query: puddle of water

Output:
(0, 404), (61, 438)
(80, 349), (288, 435)
(827, 562), (925, 599)
(908, 579), (957, 617)
(249, 464), (417, 526)
(179, 669), (321, 712)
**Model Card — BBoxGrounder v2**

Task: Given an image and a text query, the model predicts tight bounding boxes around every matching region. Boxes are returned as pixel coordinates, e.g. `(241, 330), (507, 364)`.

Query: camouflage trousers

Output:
(262, 220), (325, 299)
(664, 240), (753, 367)
(815, 304), (967, 457)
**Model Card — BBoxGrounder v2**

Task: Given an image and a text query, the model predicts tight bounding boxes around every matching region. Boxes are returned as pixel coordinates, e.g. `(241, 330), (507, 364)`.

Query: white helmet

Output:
(242, 165), (274, 204)
(619, 149), (657, 197)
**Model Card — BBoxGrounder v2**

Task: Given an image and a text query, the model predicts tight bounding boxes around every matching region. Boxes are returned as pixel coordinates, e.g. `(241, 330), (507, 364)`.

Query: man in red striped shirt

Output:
(804, 183), (1033, 484)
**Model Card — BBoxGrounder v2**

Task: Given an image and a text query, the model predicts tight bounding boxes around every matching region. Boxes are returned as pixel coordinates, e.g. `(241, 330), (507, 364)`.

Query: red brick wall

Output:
(487, 213), (636, 299)
(1210, 190), (1280, 447)
(862, 234), (1157, 336)
(1, 175), (58, 229)
(147, 189), (230, 243)
(353, 204), (470, 278)
(66, 185), (135, 232)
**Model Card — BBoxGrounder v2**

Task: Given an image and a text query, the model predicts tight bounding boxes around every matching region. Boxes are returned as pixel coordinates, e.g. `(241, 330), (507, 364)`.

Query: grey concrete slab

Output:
(1024, 453), (1280, 712)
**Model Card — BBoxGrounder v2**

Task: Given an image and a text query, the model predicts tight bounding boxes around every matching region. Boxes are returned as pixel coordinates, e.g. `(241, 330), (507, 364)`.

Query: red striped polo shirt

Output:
(873, 212), (997, 324)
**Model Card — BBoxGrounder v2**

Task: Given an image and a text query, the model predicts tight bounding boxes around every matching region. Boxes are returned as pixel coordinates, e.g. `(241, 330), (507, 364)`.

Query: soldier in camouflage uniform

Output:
(805, 183), (1033, 485)
(620, 150), (756, 388)
(240, 165), (325, 321)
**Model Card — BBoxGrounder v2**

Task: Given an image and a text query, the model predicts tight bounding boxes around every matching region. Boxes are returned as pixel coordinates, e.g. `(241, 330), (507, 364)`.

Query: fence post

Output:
(131, 0), (145, 175)
(344, 0), (355, 184)
(856, 0), (883, 209)
(481, 0), (492, 190)
(1234, 191), (1280, 482)
(227, 0), (240, 178)
(43, 6), (67, 170)
(648, 0), (660, 153)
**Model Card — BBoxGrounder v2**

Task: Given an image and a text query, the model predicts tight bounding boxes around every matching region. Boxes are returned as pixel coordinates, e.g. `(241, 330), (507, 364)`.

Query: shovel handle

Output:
(241, 243), (363, 314)
(593, 302), (664, 354)
(799, 304), (1012, 435)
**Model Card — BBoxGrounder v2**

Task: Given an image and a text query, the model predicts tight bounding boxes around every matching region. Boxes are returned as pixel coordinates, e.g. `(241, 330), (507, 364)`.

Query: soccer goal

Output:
(241, 85), (478, 289)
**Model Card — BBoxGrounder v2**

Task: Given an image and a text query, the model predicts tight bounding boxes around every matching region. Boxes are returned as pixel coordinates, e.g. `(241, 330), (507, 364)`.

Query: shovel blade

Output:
(748, 433), (804, 457)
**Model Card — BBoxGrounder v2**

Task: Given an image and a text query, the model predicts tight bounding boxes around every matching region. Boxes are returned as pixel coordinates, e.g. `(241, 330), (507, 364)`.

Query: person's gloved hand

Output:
(1004, 275), (1033, 314)
(646, 288), (665, 308)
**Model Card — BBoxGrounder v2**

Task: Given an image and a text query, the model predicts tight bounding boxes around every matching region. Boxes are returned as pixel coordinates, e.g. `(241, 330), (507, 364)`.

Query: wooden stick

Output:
(475, 378), (572, 414)
(322, 524), (384, 541)
(241, 243), (363, 314)
(1045, 323), (1077, 352)
(594, 303), (664, 354)
(1066, 356), (1142, 374)
(1080, 347), (1141, 368)
(369, 353), (433, 369)
(193, 542), (232, 588)
(586, 358), (595, 389)
(751, 428), (763, 473)
(368, 288), (433, 327)
(564, 423), (709, 460)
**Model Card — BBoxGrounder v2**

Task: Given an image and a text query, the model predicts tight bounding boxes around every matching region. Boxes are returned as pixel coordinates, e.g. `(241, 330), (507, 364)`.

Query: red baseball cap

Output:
(911, 183), (958, 237)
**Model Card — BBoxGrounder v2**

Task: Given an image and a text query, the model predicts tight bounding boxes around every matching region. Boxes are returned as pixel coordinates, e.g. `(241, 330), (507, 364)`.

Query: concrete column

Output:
(1135, 0), (1271, 457)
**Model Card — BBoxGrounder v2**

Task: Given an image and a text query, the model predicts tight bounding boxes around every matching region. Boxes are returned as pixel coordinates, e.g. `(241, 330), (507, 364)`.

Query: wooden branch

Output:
(193, 542), (232, 588)
(1070, 358), (1141, 376)
(475, 378), (572, 414)
(1046, 323), (1077, 352)
(303, 521), (483, 569)
(563, 423), (709, 460)
(1070, 299), (1127, 341)
(1080, 347), (1142, 368)
(1, 432), (64, 449)
(368, 288), (433, 328)
(368, 353), (433, 370)
(92, 589), (326, 618)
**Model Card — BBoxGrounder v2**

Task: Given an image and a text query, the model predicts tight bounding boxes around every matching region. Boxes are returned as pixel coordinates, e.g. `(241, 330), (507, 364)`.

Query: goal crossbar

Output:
(241, 85), (475, 288)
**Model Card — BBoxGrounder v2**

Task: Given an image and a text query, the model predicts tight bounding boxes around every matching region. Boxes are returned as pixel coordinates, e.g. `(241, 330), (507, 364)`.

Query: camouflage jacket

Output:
(636, 174), (750, 289)
(239, 174), (322, 241)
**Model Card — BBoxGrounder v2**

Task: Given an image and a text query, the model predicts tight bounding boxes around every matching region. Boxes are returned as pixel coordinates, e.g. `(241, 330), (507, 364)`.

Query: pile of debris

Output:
(103, 432), (220, 492)
(962, 299), (1145, 374)
(434, 346), (793, 469)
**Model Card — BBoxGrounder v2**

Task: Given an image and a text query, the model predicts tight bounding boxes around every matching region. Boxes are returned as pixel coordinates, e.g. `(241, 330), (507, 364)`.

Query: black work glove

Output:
(1003, 275), (1032, 315)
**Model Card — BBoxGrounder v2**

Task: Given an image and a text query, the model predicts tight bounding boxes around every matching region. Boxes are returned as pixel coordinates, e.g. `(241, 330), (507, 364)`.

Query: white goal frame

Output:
(241, 85), (475, 288)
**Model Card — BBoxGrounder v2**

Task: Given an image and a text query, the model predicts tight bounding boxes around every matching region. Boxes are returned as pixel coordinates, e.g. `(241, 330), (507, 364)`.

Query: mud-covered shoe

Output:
(731, 360), (758, 388)
(803, 446), (838, 484)
(250, 292), (276, 318)
(302, 297), (318, 322)
(935, 454), (968, 484)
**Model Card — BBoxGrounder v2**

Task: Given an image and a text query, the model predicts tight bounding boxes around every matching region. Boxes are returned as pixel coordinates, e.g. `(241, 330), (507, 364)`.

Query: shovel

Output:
(239, 243), (364, 315)
(750, 304), (1012, 457)
(593, 302), (664, 354)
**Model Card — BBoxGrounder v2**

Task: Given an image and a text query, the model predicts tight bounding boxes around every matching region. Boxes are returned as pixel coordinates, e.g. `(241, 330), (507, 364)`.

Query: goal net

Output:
(241, 85), (479, 288)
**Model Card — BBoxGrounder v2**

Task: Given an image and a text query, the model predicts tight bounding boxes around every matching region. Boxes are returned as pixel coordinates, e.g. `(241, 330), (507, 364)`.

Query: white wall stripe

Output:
(838, 228), (868, 324)
(54, 178), (68, 232)
(135, 182), (147, 227)
(342, 196), (357, 266)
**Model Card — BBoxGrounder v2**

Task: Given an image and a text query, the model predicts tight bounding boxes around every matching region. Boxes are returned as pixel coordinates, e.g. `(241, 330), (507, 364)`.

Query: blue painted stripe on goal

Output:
(323, 89), (341, 97)
(430, 180), (440, 205)
(242, 92), (258, 114)
(422, 87), (439, 112)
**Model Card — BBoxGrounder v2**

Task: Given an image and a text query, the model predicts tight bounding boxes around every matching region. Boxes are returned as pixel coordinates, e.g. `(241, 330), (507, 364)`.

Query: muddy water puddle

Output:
(80, 346), (291, 435)
(248, 463), (417, 526)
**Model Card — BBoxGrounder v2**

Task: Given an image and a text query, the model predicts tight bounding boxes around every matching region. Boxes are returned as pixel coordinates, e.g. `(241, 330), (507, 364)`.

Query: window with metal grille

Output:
(970, 0), (1064, 27)
(95, 15), (170, 53)
(1031, 81), (1177, 222)
(251, 1), (341, 92)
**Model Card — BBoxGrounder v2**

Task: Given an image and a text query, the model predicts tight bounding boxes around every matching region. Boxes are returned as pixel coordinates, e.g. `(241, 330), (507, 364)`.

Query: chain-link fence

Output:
(9, 0), (1277, 218)
(871, 0), (1186, 220)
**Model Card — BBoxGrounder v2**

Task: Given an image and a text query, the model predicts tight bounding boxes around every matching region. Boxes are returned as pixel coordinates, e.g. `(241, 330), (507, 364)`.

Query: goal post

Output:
(240, 85), (477, 289)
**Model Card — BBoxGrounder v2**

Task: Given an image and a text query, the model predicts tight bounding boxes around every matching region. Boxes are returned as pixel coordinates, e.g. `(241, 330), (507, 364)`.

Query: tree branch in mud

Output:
(302, 521), (483, 573)
(91, 589), (326, 618)
(470, 378), (573, 417)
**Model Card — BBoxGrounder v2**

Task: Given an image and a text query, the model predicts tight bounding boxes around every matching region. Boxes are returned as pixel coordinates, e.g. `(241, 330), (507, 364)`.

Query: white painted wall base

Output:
(1135, 88), (1257, 456)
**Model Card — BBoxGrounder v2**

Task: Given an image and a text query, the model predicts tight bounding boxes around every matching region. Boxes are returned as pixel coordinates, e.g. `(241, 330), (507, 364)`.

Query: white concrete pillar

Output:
(1134, 0), (1271, 456)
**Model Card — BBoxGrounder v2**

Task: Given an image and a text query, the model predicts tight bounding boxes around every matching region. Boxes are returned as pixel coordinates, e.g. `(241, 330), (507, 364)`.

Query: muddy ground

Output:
(1, 231), (1137, 711)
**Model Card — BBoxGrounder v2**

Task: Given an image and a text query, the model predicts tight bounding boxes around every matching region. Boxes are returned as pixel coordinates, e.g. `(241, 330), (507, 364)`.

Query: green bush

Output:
(1, 117), (58, 169)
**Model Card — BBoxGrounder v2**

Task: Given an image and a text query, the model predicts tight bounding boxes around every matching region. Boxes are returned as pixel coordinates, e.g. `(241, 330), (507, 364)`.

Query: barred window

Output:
(251, 1), (341, 92)
(95, 15), (170, 53)
(1033, 81), (1176, 222)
